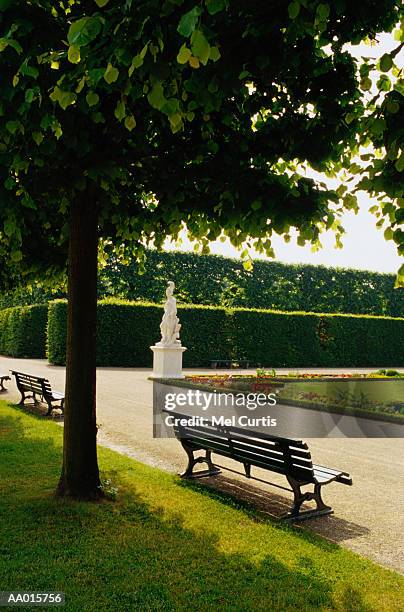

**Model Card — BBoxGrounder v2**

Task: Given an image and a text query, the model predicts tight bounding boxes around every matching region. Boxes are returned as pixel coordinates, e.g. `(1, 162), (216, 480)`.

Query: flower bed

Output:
(183, 371), (404, 424)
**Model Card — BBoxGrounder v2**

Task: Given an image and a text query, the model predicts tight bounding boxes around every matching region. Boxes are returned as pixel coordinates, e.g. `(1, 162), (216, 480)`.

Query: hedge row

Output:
(47, 299), (404, 368)
(1, 250), (402, 318)
(98, 250), (403, 317)
(47, 299), (230, 367)
(231, 308), (404, 367)
(0, 304), (48, 358)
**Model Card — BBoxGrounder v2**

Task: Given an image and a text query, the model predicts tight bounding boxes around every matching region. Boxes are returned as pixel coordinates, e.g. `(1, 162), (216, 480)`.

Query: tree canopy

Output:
(1, 0), (402, 497)
(0, 0), (401, 287)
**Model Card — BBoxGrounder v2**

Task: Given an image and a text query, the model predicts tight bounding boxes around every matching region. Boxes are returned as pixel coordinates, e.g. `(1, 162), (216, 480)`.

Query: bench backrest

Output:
(169, 411), (315, 483)
(11, 371), (52, 398)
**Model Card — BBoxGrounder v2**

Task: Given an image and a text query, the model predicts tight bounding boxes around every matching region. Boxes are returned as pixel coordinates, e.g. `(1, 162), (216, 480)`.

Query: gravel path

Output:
(1, 356), (403, 574)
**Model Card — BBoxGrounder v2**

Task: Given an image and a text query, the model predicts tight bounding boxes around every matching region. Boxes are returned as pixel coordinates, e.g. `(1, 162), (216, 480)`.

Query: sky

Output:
(166, 32), (403, 275)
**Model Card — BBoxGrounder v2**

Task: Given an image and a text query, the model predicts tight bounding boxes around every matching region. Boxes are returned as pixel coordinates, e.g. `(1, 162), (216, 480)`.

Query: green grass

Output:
(0, 401), (403, 612)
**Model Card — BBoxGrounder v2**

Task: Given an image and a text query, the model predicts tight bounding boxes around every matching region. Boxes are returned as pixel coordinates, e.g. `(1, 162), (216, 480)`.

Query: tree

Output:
(0, 0), (400, 497)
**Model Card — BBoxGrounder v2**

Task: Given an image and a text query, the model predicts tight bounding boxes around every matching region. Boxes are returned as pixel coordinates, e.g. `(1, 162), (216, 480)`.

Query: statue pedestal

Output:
(150, 345), (187, 379)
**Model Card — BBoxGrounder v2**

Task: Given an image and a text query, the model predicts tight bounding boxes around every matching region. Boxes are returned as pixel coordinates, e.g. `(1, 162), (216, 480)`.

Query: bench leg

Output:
(18, 390), (27, 405)
(0, 378), (6, 392)
(284, 476), (333, 521)
(180, 442), (221, 479)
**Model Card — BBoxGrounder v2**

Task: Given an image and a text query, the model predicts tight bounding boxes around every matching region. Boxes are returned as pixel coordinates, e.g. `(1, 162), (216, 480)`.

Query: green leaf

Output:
(124, 115), (136, 131)
(147, 82), (166, 110)
(371, 117), (386, 136)
(205, 0), (226, 15)
(94, 0), (110, 6)
(6, 120), (20, 134)
(395, 153), (404, 173)
(32, 131), (43, 146)
(0, 37), (22, 54)
(20, 61), (39, 79)
(4, 176), (15, 190)
(317, 3), (330, 20)
(251, 200), (262, 211)
(68, 16), (101, 46)
(51, 87), (77, 110)
(395, 264), (404, 288)
(161, 97), (180, 116)
(59, 90), (77, 110)
(10, 250), (22, 263)
(25, 89), (35, 103)
(129, 55), (143, 75)
(86, 91), (99, 107)
(379, 53), (393, 72)
(68, 45), (81, 64)
(128, 42), (149, 75)
(177, 44), (192, 64)
(177, 7), (201, 37)
(191, 30), (210, 65)
(114, 99), (126, 121)
(288, 2), (300, 19)
(384, 227), (393, 240)
(104, 63), (119, 84)
(4, 217), (16, 236)
(394, 27), (404, 43)
(209, 46), (221, 61)
(76, 76), (86, 93)
(169, 112), (183, 132)
(360, 77), (372, 91)
(376, 74), (391, 92)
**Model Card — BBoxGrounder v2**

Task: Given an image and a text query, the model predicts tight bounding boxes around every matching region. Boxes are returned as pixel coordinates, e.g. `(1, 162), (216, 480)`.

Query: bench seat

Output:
(11, 371), (64, 416)
(166, 410), (352, 521)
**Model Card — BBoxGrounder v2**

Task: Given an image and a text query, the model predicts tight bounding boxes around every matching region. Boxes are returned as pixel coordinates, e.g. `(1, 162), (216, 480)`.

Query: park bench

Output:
(166, 410), (352, 521)
(0, 372), (10, 391)
(11, 371), (64, 416)
(210, 359), (251, 369)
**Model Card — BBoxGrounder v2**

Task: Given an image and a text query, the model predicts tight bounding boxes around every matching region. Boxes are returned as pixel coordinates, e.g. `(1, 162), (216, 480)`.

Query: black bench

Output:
(0, 372), (11, 391)
(166, 410), (352, 521)
(210, 359), (251, 369)
(11, 371), (64, 416)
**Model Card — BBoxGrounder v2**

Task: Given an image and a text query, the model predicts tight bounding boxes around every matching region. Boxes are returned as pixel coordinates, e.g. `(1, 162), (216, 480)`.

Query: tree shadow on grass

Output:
(177, 473), (370, 544)
(0, 410), (379, 612)
(4, 399), (65, 421)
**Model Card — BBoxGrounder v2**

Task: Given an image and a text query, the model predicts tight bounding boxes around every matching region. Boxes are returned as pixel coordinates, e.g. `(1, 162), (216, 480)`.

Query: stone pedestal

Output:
(150, 344), (186, 379)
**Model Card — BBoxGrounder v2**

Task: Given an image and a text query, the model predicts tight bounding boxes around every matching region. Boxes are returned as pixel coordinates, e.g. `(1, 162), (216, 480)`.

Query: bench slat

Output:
(176, 423), (230, 442)
(179, 433), (231, 453)
(187, 437), (233, 457)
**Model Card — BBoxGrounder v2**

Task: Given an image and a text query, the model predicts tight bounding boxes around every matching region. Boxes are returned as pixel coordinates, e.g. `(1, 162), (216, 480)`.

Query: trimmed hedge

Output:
(2, 250), (402, 318)
(229, 308), (404, 367)
(98, 250), (403, 317)
(47, 299), (230, 367)
(0, 304), (48, 358)
(47, 299), (404, 368)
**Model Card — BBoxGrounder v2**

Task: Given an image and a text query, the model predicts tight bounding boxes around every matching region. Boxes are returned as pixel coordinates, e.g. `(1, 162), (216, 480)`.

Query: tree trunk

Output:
(57, 188), (102, 499)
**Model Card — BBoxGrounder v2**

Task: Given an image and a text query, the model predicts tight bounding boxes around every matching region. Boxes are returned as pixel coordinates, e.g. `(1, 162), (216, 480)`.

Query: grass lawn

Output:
(0, 400), (403, 611)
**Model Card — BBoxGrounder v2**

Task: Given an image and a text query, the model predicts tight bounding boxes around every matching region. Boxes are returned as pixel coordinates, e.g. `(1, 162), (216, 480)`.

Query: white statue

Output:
(157, 281), (182, 347)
